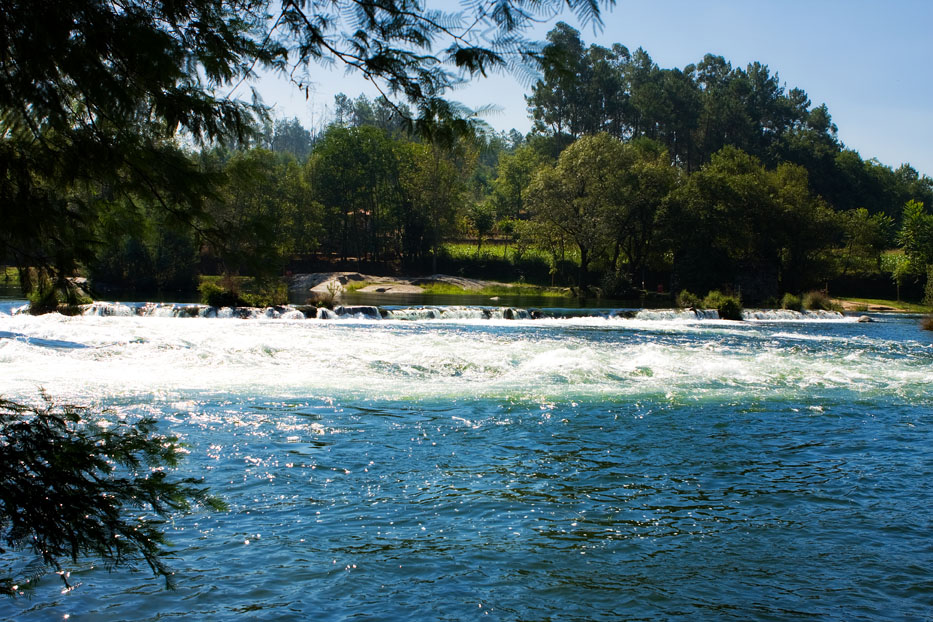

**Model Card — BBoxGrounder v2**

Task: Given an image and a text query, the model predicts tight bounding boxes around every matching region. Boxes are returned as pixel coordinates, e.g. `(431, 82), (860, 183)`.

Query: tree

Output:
(526, 133), (627, 286)
(307, 125), (402, 262)
(202, 148), (316, 279)
(670, 146), (835, 301)
(898, 200), (933, 268)
(606, 139), (681, 288)
(835, 208), (892, 277)
(1, 397), (225, 596)
(467, 201), (497, 255)
(897, 199), (933, 297)
(1, 0), (612, 298)
(270, 118), (314, 161)
(489, 145), (547, 221)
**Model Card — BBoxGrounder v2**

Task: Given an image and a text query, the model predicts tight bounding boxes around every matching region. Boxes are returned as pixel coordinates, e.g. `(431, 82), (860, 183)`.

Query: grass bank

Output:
(419, 282), (572, 298)
(834, 296), (931, 313)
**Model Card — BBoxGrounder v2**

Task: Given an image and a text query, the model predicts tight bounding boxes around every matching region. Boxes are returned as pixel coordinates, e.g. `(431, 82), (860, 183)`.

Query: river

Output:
(1, 301), (931, 620)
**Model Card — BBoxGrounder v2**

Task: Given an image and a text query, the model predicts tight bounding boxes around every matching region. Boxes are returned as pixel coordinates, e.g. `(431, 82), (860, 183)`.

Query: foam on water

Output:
(1, 305), (929, 406)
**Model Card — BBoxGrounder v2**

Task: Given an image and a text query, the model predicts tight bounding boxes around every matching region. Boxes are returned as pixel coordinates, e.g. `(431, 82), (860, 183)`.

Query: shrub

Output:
(240, 282), (289, 307)
(676, 289), (701, 308)
(702, 290), (743, 320)
(780, 293), (802, 311)
(199, 281), (245, 307)
(802, 290), (838, 311)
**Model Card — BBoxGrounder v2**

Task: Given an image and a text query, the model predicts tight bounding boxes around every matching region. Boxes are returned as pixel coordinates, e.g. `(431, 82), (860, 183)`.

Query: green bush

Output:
(702, 290), (743, 320)
(802, 290), (837, 311)
(676, 289), (701, 308)
(240, 282), (289, 307)
(198, 281), (245, 307)
(780, 293), (802, 311)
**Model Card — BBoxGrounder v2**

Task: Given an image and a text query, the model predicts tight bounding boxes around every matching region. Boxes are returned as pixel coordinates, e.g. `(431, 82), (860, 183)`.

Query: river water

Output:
(1, 301), (931, 621)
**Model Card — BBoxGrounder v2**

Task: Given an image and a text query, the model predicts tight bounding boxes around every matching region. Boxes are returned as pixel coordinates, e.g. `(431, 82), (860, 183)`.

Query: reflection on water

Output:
(1, 311), (931, 620)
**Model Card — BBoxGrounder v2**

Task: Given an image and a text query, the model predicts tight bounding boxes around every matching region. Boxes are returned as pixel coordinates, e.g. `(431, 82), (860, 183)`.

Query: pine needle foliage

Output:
(1, 0), (612, 298)
(0, 396), (226, 596)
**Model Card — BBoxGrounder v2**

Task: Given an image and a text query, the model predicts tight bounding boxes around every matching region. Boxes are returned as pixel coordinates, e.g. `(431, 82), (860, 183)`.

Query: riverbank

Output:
(289, 272), (573, 301)
(833, 297), (931, 313)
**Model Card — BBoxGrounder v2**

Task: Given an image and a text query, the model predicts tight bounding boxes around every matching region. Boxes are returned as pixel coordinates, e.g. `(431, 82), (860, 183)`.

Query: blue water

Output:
(1, 305), (931, 620)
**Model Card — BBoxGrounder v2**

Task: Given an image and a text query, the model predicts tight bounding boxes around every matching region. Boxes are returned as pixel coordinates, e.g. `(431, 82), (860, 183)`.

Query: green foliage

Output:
(670, 147), (837, 301)
(467, 202), (497, 254)
(676, 290), (702, 308)
(0, 0), (273, 294)
(802, 290), (837, 311)
(0, 396), (225, 596)
(526, 133), (631, 286)
(881, 252), (913, 301)
(240, 282), (289, 308)
(21, 269), (92, 315)
(702, 290), (743, 320)
(198, 277), (287, 308)
(781, 293), (803, 311)
(3, 0), (608, 299)
(198, 280), (245, 308)
(924, 266), (933, 308)
(834, 208), (892, 277)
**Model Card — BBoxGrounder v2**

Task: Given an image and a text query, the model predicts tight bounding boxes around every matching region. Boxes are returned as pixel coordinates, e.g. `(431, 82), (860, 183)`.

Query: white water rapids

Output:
(2, 302), (929, 406)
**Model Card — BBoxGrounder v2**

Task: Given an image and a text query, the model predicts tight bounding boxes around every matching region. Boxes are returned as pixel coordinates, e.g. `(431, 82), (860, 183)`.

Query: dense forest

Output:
(4, 19), (933, 306)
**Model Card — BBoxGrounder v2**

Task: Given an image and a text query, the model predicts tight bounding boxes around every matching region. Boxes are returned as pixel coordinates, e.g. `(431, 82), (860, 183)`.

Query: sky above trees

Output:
(253, 0), (933, 177)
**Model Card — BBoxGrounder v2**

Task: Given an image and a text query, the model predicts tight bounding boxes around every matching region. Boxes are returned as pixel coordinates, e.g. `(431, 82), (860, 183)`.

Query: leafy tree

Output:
(898, 200), (933, 268)
(2, 0), (611, 298)
(1, 396), (225, 596)
(467, 201), (497, 255)
(488, 145), (547, 222)
(398, 137), (475, 270)
(670, 146), (835, 301)
(0, 0), (275, 296)
(896, 200), (933, 297)
(270, 118), (315, 161)
(307, 125), (401, 262)
(203, 148), (316, 279)
(881, 252), (912, 302)
(835, 208), (893, 277)
(526, 133), (628, 286)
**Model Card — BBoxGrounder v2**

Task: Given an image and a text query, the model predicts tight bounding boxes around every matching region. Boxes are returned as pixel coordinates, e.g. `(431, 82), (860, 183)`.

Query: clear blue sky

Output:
(252, 0), (933, 177)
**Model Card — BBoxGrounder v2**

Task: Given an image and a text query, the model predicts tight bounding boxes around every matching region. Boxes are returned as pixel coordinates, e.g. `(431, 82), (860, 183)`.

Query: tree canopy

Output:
(0, 0), (613, 296)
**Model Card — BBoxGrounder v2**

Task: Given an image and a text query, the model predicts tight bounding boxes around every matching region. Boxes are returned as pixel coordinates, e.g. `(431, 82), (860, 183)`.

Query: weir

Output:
(2, 300), (851, 322)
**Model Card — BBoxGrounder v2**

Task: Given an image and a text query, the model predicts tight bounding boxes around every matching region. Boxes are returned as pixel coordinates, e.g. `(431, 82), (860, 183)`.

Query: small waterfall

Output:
(279, 309), (306, 320)
(503, 307), (530, 320)
(633, 309), (720, 321)
(385, 307), (442, 321)
(334, 305), (381, 319)
(82, 302), (135, 317)
(742, 309), (845, 321)
(21, 300), (850, 323)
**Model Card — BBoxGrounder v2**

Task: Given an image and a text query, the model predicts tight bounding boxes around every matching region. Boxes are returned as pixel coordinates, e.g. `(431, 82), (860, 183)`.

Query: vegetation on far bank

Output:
(834, 297), (932, 314)
(5, 13), (933, 312)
